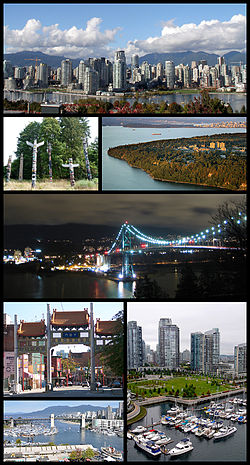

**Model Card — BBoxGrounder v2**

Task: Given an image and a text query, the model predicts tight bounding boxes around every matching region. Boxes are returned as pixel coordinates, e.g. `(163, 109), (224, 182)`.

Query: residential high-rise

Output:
(83, 67), (98, 94)
(234, 343), (247, 375)
(113, 50), (127, 90)
(127, 321), (143, 369)
(165, 61), (175, 89)
(37, 63), (48, 87)
(61, 59), (72, 87)
(191, 328), (220, 374)
(131, 54), (139, 69)
(158, 318), (179, 369)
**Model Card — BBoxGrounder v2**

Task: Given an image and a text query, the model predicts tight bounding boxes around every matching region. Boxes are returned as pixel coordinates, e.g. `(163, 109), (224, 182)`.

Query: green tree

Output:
(11, 121), (41, 180)
(99, 310), (124, 377)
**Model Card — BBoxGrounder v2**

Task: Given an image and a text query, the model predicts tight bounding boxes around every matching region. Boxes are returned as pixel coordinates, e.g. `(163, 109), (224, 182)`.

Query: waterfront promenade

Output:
(127, 387), (246, 422)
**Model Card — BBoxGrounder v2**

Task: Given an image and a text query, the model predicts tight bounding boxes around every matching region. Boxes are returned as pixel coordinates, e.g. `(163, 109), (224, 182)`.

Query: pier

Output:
(4, 444), (97, 462)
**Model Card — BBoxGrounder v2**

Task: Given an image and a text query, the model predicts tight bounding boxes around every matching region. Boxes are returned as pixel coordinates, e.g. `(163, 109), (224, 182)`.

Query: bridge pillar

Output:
(121, 252), (135, 280)
(50, 414), (55, 429)
(80, 413), (86, 429)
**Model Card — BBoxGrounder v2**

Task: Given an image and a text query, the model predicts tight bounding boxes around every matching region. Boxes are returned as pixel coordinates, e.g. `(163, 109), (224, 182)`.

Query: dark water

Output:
(127, 402), (246, 462)
(102, 127), (246, 191)
(4, 259), (244, 300)
(4, 419), (123, 451)
(4, 272), (135, 299)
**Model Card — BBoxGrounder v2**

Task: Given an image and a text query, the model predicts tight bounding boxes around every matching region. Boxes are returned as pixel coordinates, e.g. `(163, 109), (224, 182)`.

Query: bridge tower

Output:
(80, 413), (86, 429)
(50, 414), (55, 429)
(121, 223), (135, 280)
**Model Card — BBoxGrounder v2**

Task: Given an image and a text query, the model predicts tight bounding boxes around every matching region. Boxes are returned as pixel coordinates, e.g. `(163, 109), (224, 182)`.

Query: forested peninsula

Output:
(107, 133), (246, 190)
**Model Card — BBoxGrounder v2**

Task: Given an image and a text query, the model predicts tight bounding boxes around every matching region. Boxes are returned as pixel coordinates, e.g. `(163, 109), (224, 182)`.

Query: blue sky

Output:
(4, 3), (246, 59)
(4, 301), (123, 323)
(4, 400), (121, 415)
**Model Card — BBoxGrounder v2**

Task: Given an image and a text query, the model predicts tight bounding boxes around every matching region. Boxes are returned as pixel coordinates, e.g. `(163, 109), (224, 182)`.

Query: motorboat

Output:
(101, 447), (123, 460)
(168, 438), (193, 456)
(131, 425), (147, 434)
(134, 437), (161, 457)
(213, 426), (237, 440)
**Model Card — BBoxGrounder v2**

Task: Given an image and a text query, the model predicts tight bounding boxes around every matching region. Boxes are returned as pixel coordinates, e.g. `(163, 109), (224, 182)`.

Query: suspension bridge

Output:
(96, 211), (246, 280)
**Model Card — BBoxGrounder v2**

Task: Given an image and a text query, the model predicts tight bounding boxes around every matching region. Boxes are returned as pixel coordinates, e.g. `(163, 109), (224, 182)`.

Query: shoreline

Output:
(107, 153), (243, 191)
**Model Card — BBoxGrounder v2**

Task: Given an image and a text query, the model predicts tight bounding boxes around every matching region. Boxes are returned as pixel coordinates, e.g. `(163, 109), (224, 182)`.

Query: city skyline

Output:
(127, 302), (246, 354)
(4, 4), (246, 59)
(4, 117), (98, 165)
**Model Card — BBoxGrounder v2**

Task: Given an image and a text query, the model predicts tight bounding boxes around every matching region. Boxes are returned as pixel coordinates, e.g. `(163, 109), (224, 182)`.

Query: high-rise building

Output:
(131, 54), (139, 69)
(191, 328), (220, 374)
(165, 61), (175, 89)
(61, 59), (72, 87)
(113, 50), (127, 90)
(3, 60), (13, 78)
(234, 343), (247, 375)
(158, 318), (179, 369)
(37, 63), (48, 87)
(78, 60), (86, 85)
(127, 321), (143, 369)
(83, 67), (98, 94)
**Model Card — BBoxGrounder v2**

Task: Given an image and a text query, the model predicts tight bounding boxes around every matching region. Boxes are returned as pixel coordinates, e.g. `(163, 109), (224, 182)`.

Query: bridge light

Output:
(237, 220), (241, 224)
(133, 273), (136, 278)
(239, 212), (242, 215)
(211, 227), (215, 230)
(218, 229), (221, 233)
(206, 229), (209, 233)
(213, 231), (215, 235)
(231, 217), (234, 220)
(217, 224), (221, 227)
(116, 248), (120, 252)
(224, 220), (227, 224)
(244, 216), (247, 220)
(118, 273), (123, 279)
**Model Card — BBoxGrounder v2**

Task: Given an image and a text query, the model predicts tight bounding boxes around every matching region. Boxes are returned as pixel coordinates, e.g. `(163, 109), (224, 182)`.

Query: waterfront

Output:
(127, 401), (246, 461)
(4, 258), (246, 300)
(4, 89), (246, 113)
(4, 419), (123, 451)
(102, 126), (246, 190)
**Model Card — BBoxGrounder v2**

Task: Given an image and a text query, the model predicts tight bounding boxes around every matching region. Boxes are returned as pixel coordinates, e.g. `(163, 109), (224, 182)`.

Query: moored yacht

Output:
(213, 426), (237, 440)
(134, 437), (161, 457)
(168, 438), (194, 456)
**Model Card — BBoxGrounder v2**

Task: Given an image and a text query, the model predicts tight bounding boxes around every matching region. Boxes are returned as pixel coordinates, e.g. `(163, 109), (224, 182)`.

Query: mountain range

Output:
(4, 50), (246, 68)
(4, 404), (112, 418)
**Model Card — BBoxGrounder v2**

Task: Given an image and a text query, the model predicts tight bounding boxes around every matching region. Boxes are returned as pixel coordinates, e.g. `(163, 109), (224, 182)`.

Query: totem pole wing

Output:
(26, 141), (34, 147)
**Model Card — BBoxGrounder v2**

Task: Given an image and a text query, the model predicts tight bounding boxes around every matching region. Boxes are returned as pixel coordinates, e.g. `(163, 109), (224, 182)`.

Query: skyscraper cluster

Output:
(191, 328), (220, 374)
(3, 51), (247, 93)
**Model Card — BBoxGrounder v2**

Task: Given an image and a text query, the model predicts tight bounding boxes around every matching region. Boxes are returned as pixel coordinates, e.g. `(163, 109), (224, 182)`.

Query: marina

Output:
(127, 396), (247, 461)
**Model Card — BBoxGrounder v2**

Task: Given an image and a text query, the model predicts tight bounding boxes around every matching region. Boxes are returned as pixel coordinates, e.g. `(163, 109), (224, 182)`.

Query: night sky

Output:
(4, 193), (245, 237)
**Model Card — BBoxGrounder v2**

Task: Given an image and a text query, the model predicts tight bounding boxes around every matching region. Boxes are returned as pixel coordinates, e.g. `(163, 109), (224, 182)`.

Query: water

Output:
(4, 90), (246, 112)
(127, 402), (246, 462)
(102, 127), (246, 190)
(4, 271), (135, 299)
(4, 419), (123, 452)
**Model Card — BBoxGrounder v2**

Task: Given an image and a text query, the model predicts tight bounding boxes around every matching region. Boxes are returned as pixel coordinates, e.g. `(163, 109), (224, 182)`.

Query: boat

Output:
(168, 438), (194, 456)
(131, 425), (147, 434)
(127, 432), (133, 439)
(101, 447), (123, 460)
(213, 426), (237, 440)
(152, 133), (161, 135)
(134, 437), (161, 457)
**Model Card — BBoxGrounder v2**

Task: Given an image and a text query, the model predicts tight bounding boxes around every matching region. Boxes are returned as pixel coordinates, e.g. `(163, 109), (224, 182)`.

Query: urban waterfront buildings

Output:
(3, 51), (247, 96)
(158, 318), (180, 369)
(191, 328), (220, 374)
(234, 343), (247, 376)
(127, 321), (143, 369)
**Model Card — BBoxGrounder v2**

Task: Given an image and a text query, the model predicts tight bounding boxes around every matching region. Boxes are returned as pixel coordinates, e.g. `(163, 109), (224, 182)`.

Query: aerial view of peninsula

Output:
(103, 117), (246, 191)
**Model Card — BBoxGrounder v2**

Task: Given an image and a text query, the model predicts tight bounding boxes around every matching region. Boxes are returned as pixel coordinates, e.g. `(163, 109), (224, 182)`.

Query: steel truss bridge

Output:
(103, 212), (246, 280)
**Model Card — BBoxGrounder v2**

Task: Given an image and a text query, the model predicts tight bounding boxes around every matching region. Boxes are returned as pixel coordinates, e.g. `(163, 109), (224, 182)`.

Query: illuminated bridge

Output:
(97, 211), (246, 280)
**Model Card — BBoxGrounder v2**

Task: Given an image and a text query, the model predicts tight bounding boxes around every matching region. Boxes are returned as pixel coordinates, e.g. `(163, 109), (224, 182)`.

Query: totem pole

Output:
(6, 155), (12, 182)
(82, 137), (92, 180)
(47, 142), (53, 183)
(26, 139), (45, 188)
(19, 153), (24, 181)
(62, 158), (79, 186)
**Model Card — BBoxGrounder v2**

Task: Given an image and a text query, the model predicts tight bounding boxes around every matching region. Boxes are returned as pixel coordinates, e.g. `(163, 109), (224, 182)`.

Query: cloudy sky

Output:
(128, 302), (246, 354)
(4, 193), (246, 236)
(4, 3), (246, 59)
(4, 117), (98, 165)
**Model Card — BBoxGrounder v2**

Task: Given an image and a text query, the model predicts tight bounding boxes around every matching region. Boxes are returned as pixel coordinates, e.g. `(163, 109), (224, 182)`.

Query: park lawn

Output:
(128, 376), (232, 398)
(4, 178), (98, 191)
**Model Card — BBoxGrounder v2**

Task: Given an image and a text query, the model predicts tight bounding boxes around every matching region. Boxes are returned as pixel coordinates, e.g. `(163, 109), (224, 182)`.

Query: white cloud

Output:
(4, 14), (246, 59)
(4, 17), (121, 58)
(125, 14), (246, 58)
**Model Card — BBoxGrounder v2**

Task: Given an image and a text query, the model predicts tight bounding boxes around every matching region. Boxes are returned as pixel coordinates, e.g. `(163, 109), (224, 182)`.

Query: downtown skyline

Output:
(4, 4), (246, 59)
(127, 302), (246, 354)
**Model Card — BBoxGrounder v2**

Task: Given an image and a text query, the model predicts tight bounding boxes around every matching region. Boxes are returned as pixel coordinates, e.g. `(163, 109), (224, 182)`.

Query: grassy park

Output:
(127, 375), (234, 399)
(4, 178), (98, 190)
